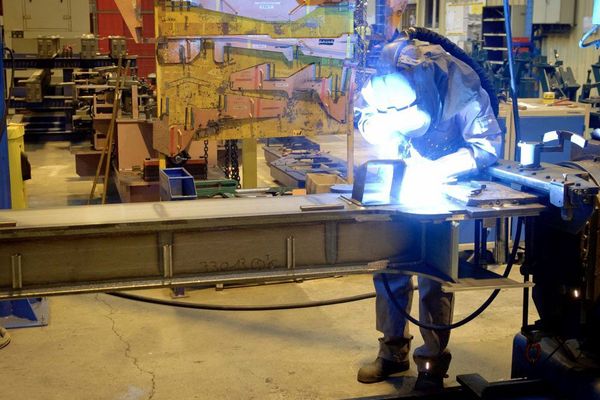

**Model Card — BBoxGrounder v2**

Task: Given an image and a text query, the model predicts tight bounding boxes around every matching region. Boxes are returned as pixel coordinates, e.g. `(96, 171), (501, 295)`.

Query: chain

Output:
(580, 218), (593, 304)
(223, 140), (231, 178)
(230, 140), (240, 184)
(202, 139), (209, 180)
(222, 140), (240, 184)
(354, 0), (369, 90)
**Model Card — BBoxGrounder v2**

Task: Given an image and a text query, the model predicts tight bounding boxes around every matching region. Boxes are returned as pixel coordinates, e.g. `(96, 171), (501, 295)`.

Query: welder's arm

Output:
(435, 88), (502, 177)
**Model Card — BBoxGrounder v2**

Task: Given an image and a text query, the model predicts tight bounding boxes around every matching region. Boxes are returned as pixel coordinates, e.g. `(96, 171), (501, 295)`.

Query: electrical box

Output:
(533, 0), (575, 25)
(80, 34), (99, 59)
(108, 36), (128, 58)
(37, 36), (61, 58)
(4, 0), (91, 53)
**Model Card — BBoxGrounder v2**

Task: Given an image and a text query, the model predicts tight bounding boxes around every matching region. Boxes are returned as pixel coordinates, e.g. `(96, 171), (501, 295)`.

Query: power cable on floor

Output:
(0, 326), (10, 349)
(109, 290), (377, 311)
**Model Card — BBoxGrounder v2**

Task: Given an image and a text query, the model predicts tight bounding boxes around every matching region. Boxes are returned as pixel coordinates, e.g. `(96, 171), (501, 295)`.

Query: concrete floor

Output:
(0, 135), (538, 399)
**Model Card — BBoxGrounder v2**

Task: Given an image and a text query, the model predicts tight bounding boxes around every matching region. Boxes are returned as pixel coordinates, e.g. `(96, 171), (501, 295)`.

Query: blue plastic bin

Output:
(159, 168), (198, 201)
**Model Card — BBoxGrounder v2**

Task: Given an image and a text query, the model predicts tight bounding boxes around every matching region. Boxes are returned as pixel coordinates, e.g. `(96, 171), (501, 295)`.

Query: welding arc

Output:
(109, 291), (376, 311)
(383, 217), (523, 331)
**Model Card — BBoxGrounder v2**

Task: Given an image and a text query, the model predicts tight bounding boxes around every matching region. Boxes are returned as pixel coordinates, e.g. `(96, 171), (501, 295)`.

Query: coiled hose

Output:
(403, 26), (499, 118)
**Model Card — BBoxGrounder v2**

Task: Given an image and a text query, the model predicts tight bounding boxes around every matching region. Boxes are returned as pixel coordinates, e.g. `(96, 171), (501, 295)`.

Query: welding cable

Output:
(110, 278), (418, 311)
(580, 25), (600, 49)
(0, 327), (10, 349)
(108, 290), (379, 311)
(402, 27), (499, 118)
(382, 217), (523, 332)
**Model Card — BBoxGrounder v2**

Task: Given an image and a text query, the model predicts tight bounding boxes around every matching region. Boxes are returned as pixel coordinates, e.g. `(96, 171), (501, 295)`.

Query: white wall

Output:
(542, 0), (600, 87)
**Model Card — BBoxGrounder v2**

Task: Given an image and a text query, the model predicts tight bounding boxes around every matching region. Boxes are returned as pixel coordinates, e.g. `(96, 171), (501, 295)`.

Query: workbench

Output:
(499, 98), (591, 162)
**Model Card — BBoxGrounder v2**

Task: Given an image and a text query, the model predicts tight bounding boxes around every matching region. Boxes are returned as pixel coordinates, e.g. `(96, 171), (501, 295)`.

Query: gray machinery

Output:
(578, 57), (600, 129)
(535, 50), (581, 101)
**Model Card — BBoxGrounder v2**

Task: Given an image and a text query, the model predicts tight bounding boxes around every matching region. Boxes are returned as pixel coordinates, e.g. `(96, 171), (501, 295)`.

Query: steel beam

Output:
(0, 195), (424, 299)
(0, 192), (545, 300)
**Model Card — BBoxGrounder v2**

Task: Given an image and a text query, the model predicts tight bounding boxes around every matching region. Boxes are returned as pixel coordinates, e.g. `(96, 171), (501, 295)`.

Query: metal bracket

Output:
(324, 222), (338, 265)
(162, 244), (173, 279)
(11, 254), (23, 290)
(286, 236), (296, 270)
(159, 232), (174, 280)
(425, 221), (460, 281)
(351, 159), (406, 206)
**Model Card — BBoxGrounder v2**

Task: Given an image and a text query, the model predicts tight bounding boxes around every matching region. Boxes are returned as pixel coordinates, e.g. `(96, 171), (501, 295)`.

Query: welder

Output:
(355, 32), (502, 391)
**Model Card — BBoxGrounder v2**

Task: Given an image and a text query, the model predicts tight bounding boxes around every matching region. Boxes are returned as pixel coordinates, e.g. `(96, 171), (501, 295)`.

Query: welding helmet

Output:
(359, 39), (436, 140)
(364, 38), (483, 139)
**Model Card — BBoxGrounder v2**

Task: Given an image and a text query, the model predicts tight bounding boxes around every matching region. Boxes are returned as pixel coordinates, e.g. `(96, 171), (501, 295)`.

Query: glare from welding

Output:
(358, 73), (431, 151)
(398, 154), (452, 207)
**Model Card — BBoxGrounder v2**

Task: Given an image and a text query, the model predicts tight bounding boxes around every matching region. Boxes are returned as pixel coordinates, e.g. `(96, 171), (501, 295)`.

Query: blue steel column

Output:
(525, 0), (534, 40)
(0, 35), (10, 210)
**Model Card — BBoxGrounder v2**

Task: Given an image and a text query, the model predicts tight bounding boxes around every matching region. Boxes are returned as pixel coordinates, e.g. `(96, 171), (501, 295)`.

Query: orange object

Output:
(551, 99), (573, 107)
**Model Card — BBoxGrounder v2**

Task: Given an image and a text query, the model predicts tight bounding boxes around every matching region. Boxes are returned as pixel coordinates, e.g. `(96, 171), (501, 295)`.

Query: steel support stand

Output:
(242, 138), (258, 189)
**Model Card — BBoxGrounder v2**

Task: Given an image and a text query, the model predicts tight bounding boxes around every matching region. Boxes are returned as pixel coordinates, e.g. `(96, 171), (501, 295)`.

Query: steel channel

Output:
(0, 263), (391, 300)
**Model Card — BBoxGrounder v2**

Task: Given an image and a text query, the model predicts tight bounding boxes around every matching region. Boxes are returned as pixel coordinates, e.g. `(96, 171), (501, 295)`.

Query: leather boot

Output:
(357, 337), (411, 383)
(414, 350), (451, 392)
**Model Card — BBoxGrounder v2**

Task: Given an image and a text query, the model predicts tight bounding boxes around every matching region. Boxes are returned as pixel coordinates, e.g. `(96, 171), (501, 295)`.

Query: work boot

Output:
(357, 337), (411, 383)
(414, 371), (444, 392)
(413, 350), (451, 392)
(357, 357), (410, 383)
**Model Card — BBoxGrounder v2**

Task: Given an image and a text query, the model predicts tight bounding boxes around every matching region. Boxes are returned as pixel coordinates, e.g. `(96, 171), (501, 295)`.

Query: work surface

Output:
(0, 185), (543, 300)
(0, 188), (543, 234)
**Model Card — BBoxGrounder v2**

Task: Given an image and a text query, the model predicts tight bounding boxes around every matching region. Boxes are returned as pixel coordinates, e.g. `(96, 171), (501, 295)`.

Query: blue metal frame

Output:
(0, 38), (49, 330)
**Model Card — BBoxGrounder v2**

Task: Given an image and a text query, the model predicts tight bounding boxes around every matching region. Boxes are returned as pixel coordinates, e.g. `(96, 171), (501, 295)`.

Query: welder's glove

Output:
(399, 148), (477, 206)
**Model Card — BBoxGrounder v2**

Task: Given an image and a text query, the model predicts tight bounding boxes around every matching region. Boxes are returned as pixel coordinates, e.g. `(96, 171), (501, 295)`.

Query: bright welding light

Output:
(398, 148), (479, 206)
(358, 72), (431, 148)
(573, 289), (580, 299)
(398, 158), (449, 207)
(362, 73), (416, 112)
(359, 107), (431, 160)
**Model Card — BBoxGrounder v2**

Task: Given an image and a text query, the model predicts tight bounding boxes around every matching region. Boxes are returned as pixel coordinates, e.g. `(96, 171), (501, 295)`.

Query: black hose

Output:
(0, 326), (10, 349)
(403, 26), (499, 118)
(503, 0), (522, 143)
(382, 217), (523, 331)
(109, 290), (376, 311)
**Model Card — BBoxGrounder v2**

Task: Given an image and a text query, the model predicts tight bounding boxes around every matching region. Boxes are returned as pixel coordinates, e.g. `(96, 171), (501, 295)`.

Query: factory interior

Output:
(3, 0), (600, 399)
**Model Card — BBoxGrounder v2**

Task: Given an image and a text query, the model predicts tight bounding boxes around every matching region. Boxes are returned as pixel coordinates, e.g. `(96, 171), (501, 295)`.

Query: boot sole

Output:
(357, 361), (410, 384)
